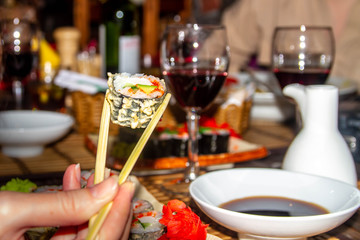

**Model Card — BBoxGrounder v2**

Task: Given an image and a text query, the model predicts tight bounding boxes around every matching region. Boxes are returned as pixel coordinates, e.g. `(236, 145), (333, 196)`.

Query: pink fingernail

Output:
(75, 163), (81, 183)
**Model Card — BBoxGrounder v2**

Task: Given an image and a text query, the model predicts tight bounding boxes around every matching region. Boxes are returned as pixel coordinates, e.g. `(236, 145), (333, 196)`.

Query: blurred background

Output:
(1, 0), (359, 163)
(0, 0), (237, 77)
(0, 0), (239, 113)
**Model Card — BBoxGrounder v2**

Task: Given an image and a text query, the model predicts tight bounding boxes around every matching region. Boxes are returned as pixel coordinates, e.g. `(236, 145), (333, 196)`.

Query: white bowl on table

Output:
(189, 168), (360, 240)
(229, 71), (295, 122)
(0, 110), (74, 158)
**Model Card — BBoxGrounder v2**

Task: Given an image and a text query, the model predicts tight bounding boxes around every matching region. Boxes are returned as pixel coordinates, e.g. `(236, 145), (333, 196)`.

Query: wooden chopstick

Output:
(93, 90), (111, 185)
(86, 93), (171, 240)
(87, 91), (111, 229)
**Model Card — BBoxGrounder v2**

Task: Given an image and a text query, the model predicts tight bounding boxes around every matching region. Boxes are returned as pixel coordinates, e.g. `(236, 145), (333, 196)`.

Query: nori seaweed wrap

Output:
(107, 73), (167, 129)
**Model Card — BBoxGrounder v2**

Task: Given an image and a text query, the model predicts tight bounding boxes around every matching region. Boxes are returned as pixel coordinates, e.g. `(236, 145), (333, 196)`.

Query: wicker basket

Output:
(70, 90), (252, 136)
(213, 100), (252, 135)
(71, 91), (119, 135)
(154, 97), (253, 135)
(70, 91), (178, 135)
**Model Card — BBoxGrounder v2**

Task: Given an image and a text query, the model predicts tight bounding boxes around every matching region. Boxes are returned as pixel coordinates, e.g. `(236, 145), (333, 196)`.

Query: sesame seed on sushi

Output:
(107, 73), (167, 129)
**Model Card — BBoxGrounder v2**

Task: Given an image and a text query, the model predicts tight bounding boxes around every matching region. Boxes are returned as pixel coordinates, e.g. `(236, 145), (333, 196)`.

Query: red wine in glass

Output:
(163, 69), (227, 109)
(274, 68), (330, 89)
(161, 24), (230, 186)
(1, 19), (38, 109)
(272, 27), (334, 90)
(2, 51), (34, 90)
(271, 26), (334, 131)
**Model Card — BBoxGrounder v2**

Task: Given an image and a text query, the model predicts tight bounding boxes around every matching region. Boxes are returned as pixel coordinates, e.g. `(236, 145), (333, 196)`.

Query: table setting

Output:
(1, 21), (360, 240)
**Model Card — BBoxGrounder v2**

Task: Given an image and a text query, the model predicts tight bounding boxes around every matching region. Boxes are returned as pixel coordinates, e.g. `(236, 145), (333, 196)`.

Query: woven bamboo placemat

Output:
(0, 132), (96, 176)
(0, 120), (292, 177)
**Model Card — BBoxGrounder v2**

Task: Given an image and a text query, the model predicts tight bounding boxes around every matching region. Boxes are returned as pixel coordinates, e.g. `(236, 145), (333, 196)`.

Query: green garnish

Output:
(122, 83), (136, 88)
(133, 219), (151, 229)
(0, 178), (37, 193)
(137, 84), (158, 94)
(122, 83), (158, 94)
(131, 86), (139, 93)
(199, 127), (212, 134)
(139, 221), (151, 229)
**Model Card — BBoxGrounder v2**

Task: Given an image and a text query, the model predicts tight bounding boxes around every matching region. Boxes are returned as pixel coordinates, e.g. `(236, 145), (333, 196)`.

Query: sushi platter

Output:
(85, 128), (268, 175)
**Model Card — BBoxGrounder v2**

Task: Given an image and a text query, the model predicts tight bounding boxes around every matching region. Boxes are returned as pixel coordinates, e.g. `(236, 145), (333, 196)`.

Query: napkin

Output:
(54, 70), (108, 94)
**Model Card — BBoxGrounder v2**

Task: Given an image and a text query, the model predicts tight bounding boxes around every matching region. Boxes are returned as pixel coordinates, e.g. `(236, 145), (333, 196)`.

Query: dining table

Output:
(0, 109), (360, 240)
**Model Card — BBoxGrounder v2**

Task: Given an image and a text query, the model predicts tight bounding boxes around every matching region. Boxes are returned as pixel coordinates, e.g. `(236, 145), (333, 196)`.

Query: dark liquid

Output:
(3, 51), (33, 78)
(219, 196), (329, 217)
(1, 49), (35, 109)
(274, 68), (329, 89)
(1, 51), (34, 93)
(163, 69), (227, 109)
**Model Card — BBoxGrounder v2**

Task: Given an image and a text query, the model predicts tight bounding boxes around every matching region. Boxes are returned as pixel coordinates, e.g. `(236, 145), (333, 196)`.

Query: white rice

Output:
(131, 211), (164, 234)
(114, 73), (152, 89)
(113, 73), (164, 99)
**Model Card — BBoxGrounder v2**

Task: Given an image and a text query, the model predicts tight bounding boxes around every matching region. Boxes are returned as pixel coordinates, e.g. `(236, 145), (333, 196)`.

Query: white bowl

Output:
(230, 71), (295, 122)
(189, 168), (360, 240)
(0, 110), (74, 157)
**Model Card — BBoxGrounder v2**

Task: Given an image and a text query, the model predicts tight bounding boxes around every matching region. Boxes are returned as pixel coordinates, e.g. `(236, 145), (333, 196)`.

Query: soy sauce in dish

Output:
(219, 196), (329, 217)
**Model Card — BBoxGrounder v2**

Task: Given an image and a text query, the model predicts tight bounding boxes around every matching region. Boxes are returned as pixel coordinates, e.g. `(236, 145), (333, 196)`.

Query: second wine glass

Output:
(272, 25), (335, 89)
(1, 18), (38, 109)
(161, 24), (230, 184)
(271, 25), (335, 129)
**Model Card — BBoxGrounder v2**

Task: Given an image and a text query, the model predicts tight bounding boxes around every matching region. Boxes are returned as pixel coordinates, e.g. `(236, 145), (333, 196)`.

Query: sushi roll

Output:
(172, 133), (188, 157)
(200, 128), (230, 155)
(130, 198), (165, 240)
(130, 210), (164, 240)
(107, 73), (166, 129)
(215, 129), (230, 153)
(156, 130), (174, 158)
(132, 199), (154, 214)
(199, 128), (217, 155)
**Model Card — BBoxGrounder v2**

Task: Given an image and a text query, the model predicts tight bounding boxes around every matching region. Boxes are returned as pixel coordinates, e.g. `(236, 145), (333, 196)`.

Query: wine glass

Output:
(1, 18), (37, 109)
(271, 25), (335, 128)
(160, 24), (230, 186)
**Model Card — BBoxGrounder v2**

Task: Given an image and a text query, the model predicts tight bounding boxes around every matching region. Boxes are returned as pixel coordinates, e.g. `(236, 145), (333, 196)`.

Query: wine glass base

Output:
(160, 177), (191, 196)
(238, 233), (307, 240)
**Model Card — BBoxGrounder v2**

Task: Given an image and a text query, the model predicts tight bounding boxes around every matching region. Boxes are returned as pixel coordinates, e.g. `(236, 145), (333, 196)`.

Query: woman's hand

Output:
(0, 164), (134, 240)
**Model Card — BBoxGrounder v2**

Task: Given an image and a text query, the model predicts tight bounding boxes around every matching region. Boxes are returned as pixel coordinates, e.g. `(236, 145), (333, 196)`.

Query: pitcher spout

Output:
(283, 83), (306, 121)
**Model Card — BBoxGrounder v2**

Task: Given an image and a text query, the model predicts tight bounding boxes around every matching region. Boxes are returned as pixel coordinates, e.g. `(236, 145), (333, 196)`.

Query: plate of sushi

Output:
(1, 173), (222, 240)
(85, 121), (268, 175)
(76, 72), (266, 174)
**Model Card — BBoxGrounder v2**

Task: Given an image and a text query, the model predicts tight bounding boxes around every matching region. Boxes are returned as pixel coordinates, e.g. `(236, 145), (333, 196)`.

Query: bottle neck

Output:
(101, 0), (140, 36)
(304, 86), (339, 131)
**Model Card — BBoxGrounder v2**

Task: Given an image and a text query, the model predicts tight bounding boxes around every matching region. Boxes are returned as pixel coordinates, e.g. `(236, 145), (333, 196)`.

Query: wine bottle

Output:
(99, 0), (141, 77)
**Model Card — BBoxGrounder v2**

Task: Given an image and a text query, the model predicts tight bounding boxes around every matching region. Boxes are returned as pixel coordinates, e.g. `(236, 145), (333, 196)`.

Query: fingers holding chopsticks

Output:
(0, 164), (135, 240)
(55, 164), (135, 240)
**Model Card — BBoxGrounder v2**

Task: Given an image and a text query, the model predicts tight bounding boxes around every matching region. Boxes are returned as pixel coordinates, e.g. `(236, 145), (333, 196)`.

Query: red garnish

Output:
(148, 75), (165, 95)
(159, 199), (208, 240)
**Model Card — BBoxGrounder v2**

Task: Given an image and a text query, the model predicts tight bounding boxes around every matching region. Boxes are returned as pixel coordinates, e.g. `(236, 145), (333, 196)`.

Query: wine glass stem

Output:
(184, 108), (200, 182)
(12, 79), (23, 109)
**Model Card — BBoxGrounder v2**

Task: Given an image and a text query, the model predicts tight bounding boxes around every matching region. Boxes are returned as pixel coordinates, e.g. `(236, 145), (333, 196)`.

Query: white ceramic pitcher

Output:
(282, 84), (357, 186)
